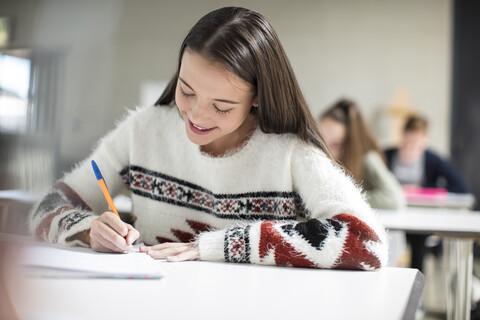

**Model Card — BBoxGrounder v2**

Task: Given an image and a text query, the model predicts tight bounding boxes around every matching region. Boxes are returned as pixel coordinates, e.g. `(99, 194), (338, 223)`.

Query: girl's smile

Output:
(188, 118), (217, 135)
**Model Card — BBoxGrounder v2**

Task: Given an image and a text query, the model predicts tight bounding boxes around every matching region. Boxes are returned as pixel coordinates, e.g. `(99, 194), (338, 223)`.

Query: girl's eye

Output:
(180, 87), (194, 98)
(213, 104), (231, 115)
(179, 85), (231, 114)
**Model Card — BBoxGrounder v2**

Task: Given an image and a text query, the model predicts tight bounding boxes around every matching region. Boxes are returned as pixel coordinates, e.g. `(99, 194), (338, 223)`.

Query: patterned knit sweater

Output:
(30, 105), (388, 270)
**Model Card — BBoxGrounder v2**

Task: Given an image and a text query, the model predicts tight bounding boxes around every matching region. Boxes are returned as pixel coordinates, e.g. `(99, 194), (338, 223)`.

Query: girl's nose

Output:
(190, 99), (209, 120)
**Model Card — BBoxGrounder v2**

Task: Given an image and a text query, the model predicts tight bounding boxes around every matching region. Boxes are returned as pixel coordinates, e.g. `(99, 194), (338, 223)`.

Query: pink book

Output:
(403, 186), (448, 203)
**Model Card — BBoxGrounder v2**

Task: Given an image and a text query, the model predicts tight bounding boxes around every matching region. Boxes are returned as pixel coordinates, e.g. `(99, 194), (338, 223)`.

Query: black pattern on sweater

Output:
(120, 165), (310, 221)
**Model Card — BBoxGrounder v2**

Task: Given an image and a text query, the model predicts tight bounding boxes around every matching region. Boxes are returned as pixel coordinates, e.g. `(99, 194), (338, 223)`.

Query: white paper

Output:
(21, 244), (165, 279)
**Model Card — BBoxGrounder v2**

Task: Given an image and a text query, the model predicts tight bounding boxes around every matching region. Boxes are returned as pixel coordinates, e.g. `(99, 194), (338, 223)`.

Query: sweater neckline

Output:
(194, 125), (261, 161)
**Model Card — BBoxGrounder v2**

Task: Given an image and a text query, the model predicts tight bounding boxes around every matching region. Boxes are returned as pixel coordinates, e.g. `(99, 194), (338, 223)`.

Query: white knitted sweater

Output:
(30, 105), (388, 270)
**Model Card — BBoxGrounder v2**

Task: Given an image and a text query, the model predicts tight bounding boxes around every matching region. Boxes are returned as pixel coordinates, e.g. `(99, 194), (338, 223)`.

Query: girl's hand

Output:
(90, 211), (140, 253)
(139, 242), (199, 262)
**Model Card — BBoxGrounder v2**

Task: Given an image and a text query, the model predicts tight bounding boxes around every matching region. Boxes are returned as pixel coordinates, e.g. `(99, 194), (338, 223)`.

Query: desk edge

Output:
(402, 270), (425, 320)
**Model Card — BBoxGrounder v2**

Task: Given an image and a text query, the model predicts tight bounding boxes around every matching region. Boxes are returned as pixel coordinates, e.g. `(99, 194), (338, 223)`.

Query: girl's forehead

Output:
(179, 50), (254, 94)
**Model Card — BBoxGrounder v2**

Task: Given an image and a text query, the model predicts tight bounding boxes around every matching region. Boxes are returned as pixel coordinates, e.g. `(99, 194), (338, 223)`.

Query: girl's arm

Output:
(29, 109), (138, 247)
(30, 180), (138, 251)
(195, 143), (389, 270)
(29, 181), (98, 246)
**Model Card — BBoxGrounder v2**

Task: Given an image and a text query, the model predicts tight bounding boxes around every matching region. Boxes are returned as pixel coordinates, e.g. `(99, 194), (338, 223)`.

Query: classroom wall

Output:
(1, 0), (452, 180)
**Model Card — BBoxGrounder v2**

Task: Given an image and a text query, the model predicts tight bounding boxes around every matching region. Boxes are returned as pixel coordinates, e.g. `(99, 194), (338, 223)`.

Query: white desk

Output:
(11, 261), (424, 320)
(380, 207), (480, 320)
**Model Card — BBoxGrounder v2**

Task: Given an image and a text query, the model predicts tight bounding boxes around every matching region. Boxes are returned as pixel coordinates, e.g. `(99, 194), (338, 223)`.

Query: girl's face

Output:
(318, 117), (346, 160)
(175, 49), (257, 156)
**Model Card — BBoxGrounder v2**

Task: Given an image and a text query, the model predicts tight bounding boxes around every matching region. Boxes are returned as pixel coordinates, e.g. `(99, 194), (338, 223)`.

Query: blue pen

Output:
(91, 160), (120, 218)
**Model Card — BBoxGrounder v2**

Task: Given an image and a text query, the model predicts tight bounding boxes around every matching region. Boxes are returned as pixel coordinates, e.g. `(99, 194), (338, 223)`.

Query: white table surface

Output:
(379, 207), (480, 237)
(10, 261), (424, 320)
(379, 207), (480, 320)
(0, 190), (40, 203)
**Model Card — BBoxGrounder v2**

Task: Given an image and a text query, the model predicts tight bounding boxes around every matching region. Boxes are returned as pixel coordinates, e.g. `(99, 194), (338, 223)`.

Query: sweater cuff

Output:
(197, 229), (226, 262)
(50, 213), (97, 247)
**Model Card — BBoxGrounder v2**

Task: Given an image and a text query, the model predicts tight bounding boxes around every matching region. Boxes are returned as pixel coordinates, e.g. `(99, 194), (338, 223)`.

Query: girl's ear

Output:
(252, 98), (259, 107)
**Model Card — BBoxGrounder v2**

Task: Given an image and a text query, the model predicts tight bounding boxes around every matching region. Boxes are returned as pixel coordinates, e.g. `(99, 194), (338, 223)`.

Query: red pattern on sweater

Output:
(259, 221), (315, 268)
(156, 236), (175, 244)
(186, 220), (213, 233)
(36, 205), (72, 241)
(157, 220), (214, 244)
(171, 229), (195, 242)
(35, 181), (93, 241)
(332, 214), (382, 270)
(258, 214), (382, 270)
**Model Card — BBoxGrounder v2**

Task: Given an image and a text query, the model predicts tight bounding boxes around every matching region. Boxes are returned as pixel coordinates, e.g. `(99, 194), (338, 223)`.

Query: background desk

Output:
(379, 207), (480, 320)
(11, 261), (424, 320)
(406, 192), (476, 210)
(0, 190), (39, 234)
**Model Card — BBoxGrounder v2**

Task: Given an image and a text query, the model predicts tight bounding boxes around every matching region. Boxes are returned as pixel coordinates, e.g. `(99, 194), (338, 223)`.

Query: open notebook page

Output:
(21, 244), (165, 279)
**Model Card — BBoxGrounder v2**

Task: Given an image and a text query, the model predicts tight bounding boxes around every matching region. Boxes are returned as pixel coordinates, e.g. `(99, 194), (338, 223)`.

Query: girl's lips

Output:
(188, 119), (217, 135)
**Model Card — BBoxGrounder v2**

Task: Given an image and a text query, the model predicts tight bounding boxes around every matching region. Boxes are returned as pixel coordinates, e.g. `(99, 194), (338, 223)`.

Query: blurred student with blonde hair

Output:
(319, 99), (406, 210)
(319, 99), (406, 267)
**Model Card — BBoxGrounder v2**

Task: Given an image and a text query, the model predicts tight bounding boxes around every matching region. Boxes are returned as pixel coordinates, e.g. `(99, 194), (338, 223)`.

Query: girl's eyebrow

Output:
(179, 77), (194, 91)
(179, 77), (240, 105)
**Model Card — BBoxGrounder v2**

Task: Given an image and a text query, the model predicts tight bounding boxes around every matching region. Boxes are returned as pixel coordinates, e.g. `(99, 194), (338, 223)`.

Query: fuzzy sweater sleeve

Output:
(197, 141), (389, 270)
(28, 108), (139, 246)
(363, 151), (406, 210)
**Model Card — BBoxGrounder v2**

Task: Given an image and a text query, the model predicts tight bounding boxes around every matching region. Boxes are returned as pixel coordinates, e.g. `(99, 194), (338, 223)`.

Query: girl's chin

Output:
(186, 130), (214, 146)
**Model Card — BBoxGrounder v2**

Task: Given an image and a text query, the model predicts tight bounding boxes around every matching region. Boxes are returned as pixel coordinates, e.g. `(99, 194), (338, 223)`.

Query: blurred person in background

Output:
(385, 114), (470, 273)
(319, 99), (406, 210)
(319, 99), (406, 267)
(385, 114), (470, 193)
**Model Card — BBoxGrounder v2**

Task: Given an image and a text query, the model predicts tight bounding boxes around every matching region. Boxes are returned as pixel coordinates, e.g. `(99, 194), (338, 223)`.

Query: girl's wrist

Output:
(68, 229), (91, 245)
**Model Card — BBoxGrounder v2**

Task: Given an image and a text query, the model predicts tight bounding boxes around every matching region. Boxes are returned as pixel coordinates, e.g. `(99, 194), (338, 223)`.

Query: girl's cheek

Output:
(175, 95), (188, 112)
(175, 89), (185, 108)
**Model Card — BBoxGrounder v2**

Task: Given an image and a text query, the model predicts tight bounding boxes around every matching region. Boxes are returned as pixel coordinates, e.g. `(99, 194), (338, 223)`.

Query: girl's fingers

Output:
(90, 220), (128, 252)
(90, 215), (138, 253)
(97, 221), (129, 250)
(146, 250), (166, 259)
(143, 242), (199, 261)
(92, 233), (125, 253)
(167, 249), (199, 262)
(149, 242), (190, 250)
(147, 245), (190, 259)
(99, 212), (128, 237)
(139, 242), (182, 254)
(126, 225), (140, 245)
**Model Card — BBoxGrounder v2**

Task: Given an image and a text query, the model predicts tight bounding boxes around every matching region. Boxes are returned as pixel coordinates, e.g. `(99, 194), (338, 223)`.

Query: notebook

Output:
(21, 244), (165, 279)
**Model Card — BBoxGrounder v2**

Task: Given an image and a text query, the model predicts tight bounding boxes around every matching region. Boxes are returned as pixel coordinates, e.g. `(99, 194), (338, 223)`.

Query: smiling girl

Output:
(30, 7), (387, 270)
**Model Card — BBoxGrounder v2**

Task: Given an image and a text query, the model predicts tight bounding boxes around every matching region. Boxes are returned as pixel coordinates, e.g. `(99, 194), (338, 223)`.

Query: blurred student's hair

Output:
(404, 115), (428, 133)
(155, 6), (332, 158)
(320, 99), (385, 184)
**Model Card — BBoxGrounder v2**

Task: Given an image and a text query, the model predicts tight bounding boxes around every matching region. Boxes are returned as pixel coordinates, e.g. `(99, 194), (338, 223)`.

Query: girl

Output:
(319, 99), (406, 210)
(30, 7), (387, 270)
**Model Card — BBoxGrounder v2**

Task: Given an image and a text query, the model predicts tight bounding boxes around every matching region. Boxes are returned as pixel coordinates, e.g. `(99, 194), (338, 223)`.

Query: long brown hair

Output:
(155, 7), (332, 158)
(320, 99), (385, 183)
